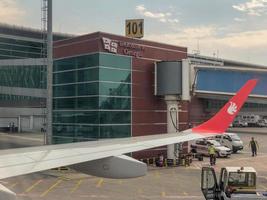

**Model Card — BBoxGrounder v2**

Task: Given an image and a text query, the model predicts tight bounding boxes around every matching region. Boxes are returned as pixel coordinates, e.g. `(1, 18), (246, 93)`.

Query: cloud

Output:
(234, 17), (246, 22)
(0, 0), (25, 23)
(233, 0), (267, 16)
(146, 26), (267, 64)
(136, 4), (179, 24)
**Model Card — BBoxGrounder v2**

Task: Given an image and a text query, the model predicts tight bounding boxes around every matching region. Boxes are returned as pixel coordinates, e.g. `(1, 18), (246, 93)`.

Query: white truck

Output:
(201, 167), (267, 200)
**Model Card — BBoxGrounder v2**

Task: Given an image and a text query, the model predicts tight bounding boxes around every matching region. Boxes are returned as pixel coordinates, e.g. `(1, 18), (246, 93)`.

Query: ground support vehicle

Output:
(201, 167), (267, 200)
(215, 133), (243, 153)
(191, 139), (232, 158)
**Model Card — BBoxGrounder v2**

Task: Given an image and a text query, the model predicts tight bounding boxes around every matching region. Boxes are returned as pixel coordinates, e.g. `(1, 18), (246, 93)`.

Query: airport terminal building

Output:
(1, 24), (267, 158)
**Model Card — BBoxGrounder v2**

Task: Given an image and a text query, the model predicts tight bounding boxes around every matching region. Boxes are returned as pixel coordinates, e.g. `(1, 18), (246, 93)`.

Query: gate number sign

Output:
(125, 19), (144, 38)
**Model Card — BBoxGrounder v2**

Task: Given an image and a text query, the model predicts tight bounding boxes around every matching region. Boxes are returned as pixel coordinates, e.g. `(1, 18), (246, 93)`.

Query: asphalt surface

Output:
(0, 131), (266, 200)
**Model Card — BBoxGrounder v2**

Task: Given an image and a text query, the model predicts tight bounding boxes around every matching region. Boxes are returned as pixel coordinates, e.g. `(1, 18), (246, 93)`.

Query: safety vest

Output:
(208, 146), (216, 155)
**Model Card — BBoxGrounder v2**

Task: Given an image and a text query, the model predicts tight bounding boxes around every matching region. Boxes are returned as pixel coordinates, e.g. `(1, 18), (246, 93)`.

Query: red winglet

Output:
(192, 79), (258, 134)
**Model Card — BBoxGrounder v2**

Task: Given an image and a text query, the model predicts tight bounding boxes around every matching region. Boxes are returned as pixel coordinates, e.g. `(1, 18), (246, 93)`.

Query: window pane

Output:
(99, 53), (131, 69)
(76, 54), (99, 69)
(77, 68), (98, 82)
(52, 124), (99, 143)
(54, 71), (76, 84)
(77, 97), (99, 109)
(53, 85), (76, 97)
(100, 125), (131, 138)
(99, 97), (130, 110)
(53, 111), (99, 124)
(99, 67), (131, 83)
(53, 97), (99, 110)
(77, 82), (98, 96)
(76, 111), (99, 124)
(53, 98), (76, 109)
(54, 57), (76, 71)
(100, 111), (131, 124)
(99, 82), (130, 96)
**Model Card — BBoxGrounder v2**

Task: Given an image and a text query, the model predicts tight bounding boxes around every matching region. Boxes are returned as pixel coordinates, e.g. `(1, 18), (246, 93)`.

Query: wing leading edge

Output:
(0, 79), (257, 180)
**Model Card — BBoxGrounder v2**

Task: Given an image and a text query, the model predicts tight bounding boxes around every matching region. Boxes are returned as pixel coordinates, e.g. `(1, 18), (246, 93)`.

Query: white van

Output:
(214, 133), (243, 153)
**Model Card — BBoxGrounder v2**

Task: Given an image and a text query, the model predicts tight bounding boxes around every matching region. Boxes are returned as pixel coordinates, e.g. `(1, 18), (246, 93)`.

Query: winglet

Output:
(192, 79), (258, 134)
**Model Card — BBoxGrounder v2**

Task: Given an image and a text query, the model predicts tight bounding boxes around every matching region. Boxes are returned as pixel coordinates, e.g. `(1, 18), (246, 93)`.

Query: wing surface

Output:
(0, 79), (257, 179)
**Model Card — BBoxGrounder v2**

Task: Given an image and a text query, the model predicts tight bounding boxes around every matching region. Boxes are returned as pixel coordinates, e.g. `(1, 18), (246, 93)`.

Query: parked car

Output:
(214, 133), (243, 153)
(257, 119), (267, 127)
(191, 139), (232, 157)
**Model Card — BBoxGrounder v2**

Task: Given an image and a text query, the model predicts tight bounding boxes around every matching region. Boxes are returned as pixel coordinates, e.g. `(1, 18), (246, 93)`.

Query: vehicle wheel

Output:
(233, 150), (238, 153)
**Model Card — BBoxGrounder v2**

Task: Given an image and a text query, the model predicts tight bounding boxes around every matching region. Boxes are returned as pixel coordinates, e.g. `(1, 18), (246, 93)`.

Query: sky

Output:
(0, 0), (267, 65)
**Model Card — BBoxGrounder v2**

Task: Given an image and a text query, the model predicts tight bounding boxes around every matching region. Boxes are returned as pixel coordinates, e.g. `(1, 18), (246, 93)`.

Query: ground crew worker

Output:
(249, 137), (259, 157)
(208, 143), (216, 166)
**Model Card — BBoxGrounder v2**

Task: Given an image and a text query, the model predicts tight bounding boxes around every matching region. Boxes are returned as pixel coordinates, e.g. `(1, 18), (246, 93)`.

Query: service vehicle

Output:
(201, 167), (267, 200)
(257, 119), (267, 127)
(215, 133), (243, 153)
(232, 119), (248, 127)
(237, 114), (261, 127)
(191, 139), (232, 157)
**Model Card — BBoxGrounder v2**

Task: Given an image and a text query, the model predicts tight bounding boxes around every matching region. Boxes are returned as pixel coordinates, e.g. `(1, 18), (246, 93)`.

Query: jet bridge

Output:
(155, 60), (190, 159)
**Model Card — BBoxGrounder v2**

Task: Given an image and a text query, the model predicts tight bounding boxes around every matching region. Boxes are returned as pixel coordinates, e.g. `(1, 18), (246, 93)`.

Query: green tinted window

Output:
(76, 54), (99, 69)
(53, 98), (76, 109)
(99, 67), (131, 82)
(100, 111), (130, 124)
(53, 111), (99, 124)
(53, 85), (76, 97)
(77, 68), (98, 82)
(77, 97), (99, 109)
(99, 97), (130, 110)
(54, 58), (76, 71)
(54, 71), (76, 84)
(100, 125), (131, 138)
(99, 53), (131, 69)
(54, 54), (99, 72)
(53, 124), (99, 141)
(99, 82), (131, 96)
(77, 82), (98, 96)
(53, 97), (99, 110)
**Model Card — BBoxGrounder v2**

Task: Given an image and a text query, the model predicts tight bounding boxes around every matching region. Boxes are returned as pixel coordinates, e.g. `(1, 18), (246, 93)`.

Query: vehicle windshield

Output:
(228, 172), (256, 188)
(208, 140), (221, 147)
(229, 134), (241, 141)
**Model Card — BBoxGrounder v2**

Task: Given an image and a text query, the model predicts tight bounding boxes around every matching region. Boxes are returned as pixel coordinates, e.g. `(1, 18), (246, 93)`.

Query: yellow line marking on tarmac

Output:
(117, 180), (123, 185)
(70, 179), (83, 194)
(40, 179), (63, 197)
(10, 182), (18, 189)
(161, 191), (166, 197)
(25, 179), (43, 193)
(183, 192), (188, 195)
(96, 178), (104, 188)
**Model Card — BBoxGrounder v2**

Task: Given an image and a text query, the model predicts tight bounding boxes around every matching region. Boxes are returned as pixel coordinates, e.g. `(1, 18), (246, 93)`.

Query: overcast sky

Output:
(1, 0), (267, 65)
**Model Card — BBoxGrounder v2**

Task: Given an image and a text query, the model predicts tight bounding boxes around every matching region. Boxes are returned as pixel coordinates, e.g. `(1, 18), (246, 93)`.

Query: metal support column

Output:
(46, 0), (53, 144)
(165, 95), (179, 159)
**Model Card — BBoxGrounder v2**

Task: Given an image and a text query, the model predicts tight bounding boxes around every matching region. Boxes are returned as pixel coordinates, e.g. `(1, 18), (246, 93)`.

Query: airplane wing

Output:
(0, 79), (257, 180)
(0, 79), (258, 199)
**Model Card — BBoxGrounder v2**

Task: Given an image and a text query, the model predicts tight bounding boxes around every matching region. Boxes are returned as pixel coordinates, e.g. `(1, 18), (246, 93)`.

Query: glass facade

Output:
(0, 37), (44, 59)
(53, 53), (132, 143)
(0, 65), (46, 89)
